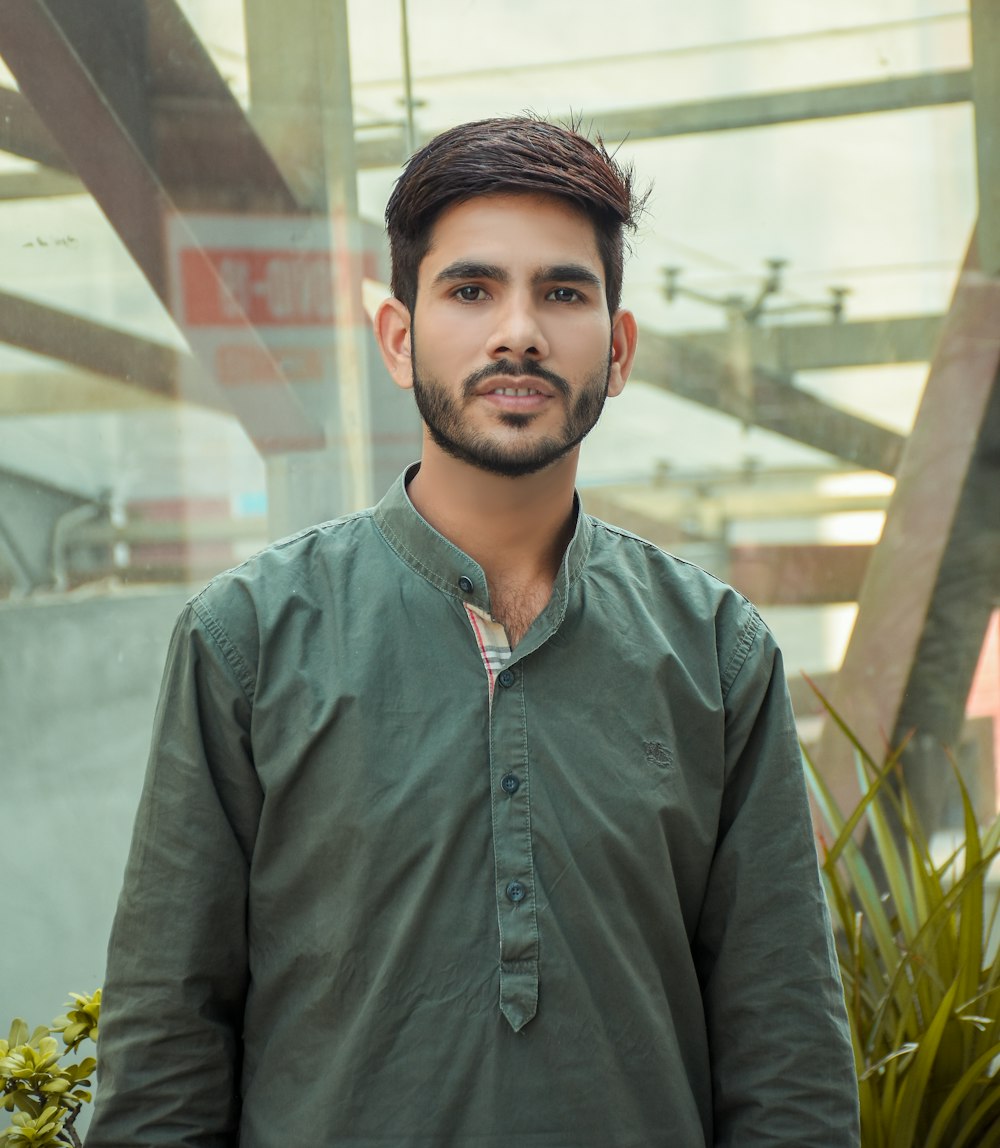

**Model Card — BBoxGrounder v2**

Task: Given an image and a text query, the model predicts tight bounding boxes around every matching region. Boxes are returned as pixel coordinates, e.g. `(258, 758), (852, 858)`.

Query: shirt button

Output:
(497, 668), (515, 688)
(500, 773), (520, 794)
(457, 575), (474, 593)
(506, 880), (526, 903)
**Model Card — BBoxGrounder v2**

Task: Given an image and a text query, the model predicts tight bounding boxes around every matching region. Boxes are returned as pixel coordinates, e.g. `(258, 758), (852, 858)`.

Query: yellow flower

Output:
(49, 991), (100, 1053)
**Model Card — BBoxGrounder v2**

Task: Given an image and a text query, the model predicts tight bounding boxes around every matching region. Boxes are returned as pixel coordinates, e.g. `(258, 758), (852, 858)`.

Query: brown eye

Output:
(455, 285), (486, 302)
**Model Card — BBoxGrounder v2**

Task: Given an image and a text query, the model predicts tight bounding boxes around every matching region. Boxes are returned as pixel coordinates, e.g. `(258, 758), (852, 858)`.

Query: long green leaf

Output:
(856, 752), (918, 946)
(866, 849), (1000, 1056)
(951, 1086), (1000, 1148)
(891, 979), (959, 1143)
(954, 767), (985, 1024)
(924, 1039), (1000, 1148)
(857, 1073), (881, 1148)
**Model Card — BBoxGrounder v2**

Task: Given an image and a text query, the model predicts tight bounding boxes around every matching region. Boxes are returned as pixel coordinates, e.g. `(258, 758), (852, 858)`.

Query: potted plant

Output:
(805, 694), (1000, 1146)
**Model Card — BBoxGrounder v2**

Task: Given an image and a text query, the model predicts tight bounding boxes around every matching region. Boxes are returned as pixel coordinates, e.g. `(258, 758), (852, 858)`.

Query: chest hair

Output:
(489, 580), (552, 648)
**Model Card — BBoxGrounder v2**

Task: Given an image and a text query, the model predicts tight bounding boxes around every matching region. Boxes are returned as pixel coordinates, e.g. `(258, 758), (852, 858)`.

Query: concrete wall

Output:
(1, 587), (189, 1031)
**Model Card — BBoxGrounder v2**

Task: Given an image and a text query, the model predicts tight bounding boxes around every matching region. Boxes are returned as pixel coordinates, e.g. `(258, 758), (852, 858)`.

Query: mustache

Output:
(463, 359), (570, 399)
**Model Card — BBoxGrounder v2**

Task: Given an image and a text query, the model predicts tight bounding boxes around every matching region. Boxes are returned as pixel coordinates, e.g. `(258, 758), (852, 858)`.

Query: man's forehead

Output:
(419, 193), (603, 274)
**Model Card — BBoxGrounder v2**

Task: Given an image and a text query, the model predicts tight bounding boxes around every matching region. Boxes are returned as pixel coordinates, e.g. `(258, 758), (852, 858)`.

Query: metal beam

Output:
(971, 0), (1000, 276)
(632, 329), (905, 473)
(245, 0), (327, 208)
(244, 0), (375, 533)
(0, 369), (173, 415)
(727, 543), (870, 607)
(0, 289), (219, 408)
(0, 168), (83, 200)
(0, 4), (166, 294)
(353, 69), (974, 169)
(816, 226), (1000, 826)
(590, 69), (972, 143)
(0, 0), (321, 452)
(0, 85), (73, 171)
(583, 488), (873, 605)
(145, 1), (300, 211)
(2, 65), (975, 179)
(670, 314), (943, 372)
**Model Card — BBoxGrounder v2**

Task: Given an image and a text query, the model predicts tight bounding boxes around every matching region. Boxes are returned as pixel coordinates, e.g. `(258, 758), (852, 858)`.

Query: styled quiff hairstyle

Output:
(385, 116), (643, 315)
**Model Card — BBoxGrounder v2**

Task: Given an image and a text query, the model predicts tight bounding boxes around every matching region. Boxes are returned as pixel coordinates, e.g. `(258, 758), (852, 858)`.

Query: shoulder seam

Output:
(195, 508), (373, 590)
(721, 605), (761, 700)
(588, 515), (753, 598)
(189, 596), (256, 704)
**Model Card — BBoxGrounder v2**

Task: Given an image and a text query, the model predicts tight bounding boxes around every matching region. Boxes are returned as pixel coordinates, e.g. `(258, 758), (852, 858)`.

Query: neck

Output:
(407, 444), (578, 588)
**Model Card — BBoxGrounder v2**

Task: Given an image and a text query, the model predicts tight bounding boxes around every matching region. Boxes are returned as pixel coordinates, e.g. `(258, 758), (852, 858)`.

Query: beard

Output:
(410, 348), (613, 479)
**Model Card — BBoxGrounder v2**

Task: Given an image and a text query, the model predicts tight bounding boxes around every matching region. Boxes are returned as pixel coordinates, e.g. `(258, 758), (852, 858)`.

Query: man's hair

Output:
(384, 116), (644, 315)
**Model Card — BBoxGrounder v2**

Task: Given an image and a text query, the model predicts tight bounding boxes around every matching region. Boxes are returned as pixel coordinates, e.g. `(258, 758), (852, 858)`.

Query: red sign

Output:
(180, 248), (336, 327)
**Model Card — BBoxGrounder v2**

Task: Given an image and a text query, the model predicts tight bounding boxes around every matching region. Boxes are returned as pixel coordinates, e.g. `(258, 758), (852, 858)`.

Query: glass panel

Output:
(2, 0), (996, 1088)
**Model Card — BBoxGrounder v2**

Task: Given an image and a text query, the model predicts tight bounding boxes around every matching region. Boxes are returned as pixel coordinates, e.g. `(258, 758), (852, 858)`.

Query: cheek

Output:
(562, 313), (611, 350)
(417, 314), (488, 369)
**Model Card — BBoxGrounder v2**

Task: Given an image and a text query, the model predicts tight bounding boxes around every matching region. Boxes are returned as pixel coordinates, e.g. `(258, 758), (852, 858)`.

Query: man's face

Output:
(402, 194), (629, 478)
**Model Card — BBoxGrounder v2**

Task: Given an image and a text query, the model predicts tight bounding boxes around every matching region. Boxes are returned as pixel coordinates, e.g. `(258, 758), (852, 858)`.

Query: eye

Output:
(454, 285), (488, 302)
(548, 286), (582, 303)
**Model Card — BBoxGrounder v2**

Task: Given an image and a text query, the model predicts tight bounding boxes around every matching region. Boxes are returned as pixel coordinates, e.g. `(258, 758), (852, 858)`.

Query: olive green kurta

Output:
(88, 470), (859, 1147)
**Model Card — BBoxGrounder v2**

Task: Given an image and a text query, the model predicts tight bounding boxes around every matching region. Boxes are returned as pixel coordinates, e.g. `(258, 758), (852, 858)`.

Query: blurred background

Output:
(1, 0), (997, 1032)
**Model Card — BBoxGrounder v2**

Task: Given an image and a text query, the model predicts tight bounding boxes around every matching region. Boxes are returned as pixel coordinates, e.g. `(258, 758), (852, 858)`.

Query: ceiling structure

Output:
(0, 0), (996, 818)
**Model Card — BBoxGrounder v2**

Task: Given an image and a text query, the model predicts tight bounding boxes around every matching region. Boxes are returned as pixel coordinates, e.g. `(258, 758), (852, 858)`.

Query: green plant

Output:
(804, 694), (1000, 1147)
(0, 991), (100, 1148)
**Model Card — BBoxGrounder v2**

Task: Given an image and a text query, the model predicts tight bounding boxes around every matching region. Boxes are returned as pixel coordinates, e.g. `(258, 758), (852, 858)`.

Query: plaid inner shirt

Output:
(464, 602), (513, 701)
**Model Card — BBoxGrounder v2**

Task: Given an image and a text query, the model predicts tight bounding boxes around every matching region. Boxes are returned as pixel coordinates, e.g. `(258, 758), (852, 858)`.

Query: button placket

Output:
(489, 659), (539, 1032)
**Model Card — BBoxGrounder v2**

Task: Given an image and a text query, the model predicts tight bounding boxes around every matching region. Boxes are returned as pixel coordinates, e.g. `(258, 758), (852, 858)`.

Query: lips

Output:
(474, 376), (556, 399)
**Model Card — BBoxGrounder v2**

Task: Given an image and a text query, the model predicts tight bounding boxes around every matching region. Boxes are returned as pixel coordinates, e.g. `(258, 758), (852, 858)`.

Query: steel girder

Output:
(815, 227), (1000, 824)
(632, 328), (905, 474)
(0, 0), (320, 452)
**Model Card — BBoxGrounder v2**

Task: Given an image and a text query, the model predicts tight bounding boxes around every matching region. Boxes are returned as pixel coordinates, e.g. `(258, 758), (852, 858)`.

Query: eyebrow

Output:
(432, 261), (603, 291)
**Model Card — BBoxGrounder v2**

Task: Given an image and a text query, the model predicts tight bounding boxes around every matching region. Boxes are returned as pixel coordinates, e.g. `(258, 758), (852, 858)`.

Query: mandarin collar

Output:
(372, 464), (594, 621)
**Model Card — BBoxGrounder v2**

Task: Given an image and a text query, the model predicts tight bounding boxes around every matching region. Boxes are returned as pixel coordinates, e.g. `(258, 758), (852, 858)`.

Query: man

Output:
(89, 117), (859, 1146)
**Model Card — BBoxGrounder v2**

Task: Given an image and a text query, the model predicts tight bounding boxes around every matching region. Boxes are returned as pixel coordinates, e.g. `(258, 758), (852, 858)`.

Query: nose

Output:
(488, 292), (549, 361)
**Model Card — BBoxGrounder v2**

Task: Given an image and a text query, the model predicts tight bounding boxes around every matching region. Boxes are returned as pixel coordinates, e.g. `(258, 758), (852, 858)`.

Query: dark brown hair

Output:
(384, 116), (644, 314)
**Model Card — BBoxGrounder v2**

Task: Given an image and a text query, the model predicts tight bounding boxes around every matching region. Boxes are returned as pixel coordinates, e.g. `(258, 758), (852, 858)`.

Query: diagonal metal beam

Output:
(144, 0), (300, 211)
(0, 288), (219, 408)
(0, 4), (167, 295)
(815, 226), (1000, 825)
(0, 0), (321, 452)
(632, 328), (905, 473)
(0, 85), (74, 171)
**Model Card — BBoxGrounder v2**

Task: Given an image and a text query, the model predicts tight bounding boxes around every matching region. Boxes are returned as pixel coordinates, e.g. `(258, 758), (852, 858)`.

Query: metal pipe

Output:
(399, 0), (416, 157)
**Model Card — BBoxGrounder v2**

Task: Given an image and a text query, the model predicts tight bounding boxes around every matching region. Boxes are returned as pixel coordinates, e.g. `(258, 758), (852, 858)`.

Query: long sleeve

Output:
(694, 609), (860, 1146)
(87, 602), (262, 1147)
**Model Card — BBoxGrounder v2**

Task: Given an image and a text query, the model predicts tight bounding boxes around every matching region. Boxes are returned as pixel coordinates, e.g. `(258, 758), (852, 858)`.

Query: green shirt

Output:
(89, 470), (859, 1147)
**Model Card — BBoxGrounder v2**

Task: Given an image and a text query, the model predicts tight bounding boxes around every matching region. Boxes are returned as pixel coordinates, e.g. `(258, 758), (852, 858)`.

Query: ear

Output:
(374, 296), (414, 391)
(607, 308), (638, 398)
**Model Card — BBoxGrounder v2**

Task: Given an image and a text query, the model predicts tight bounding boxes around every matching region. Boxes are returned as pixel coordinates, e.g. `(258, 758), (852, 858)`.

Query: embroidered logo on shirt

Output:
(643, 740), (673, 769)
